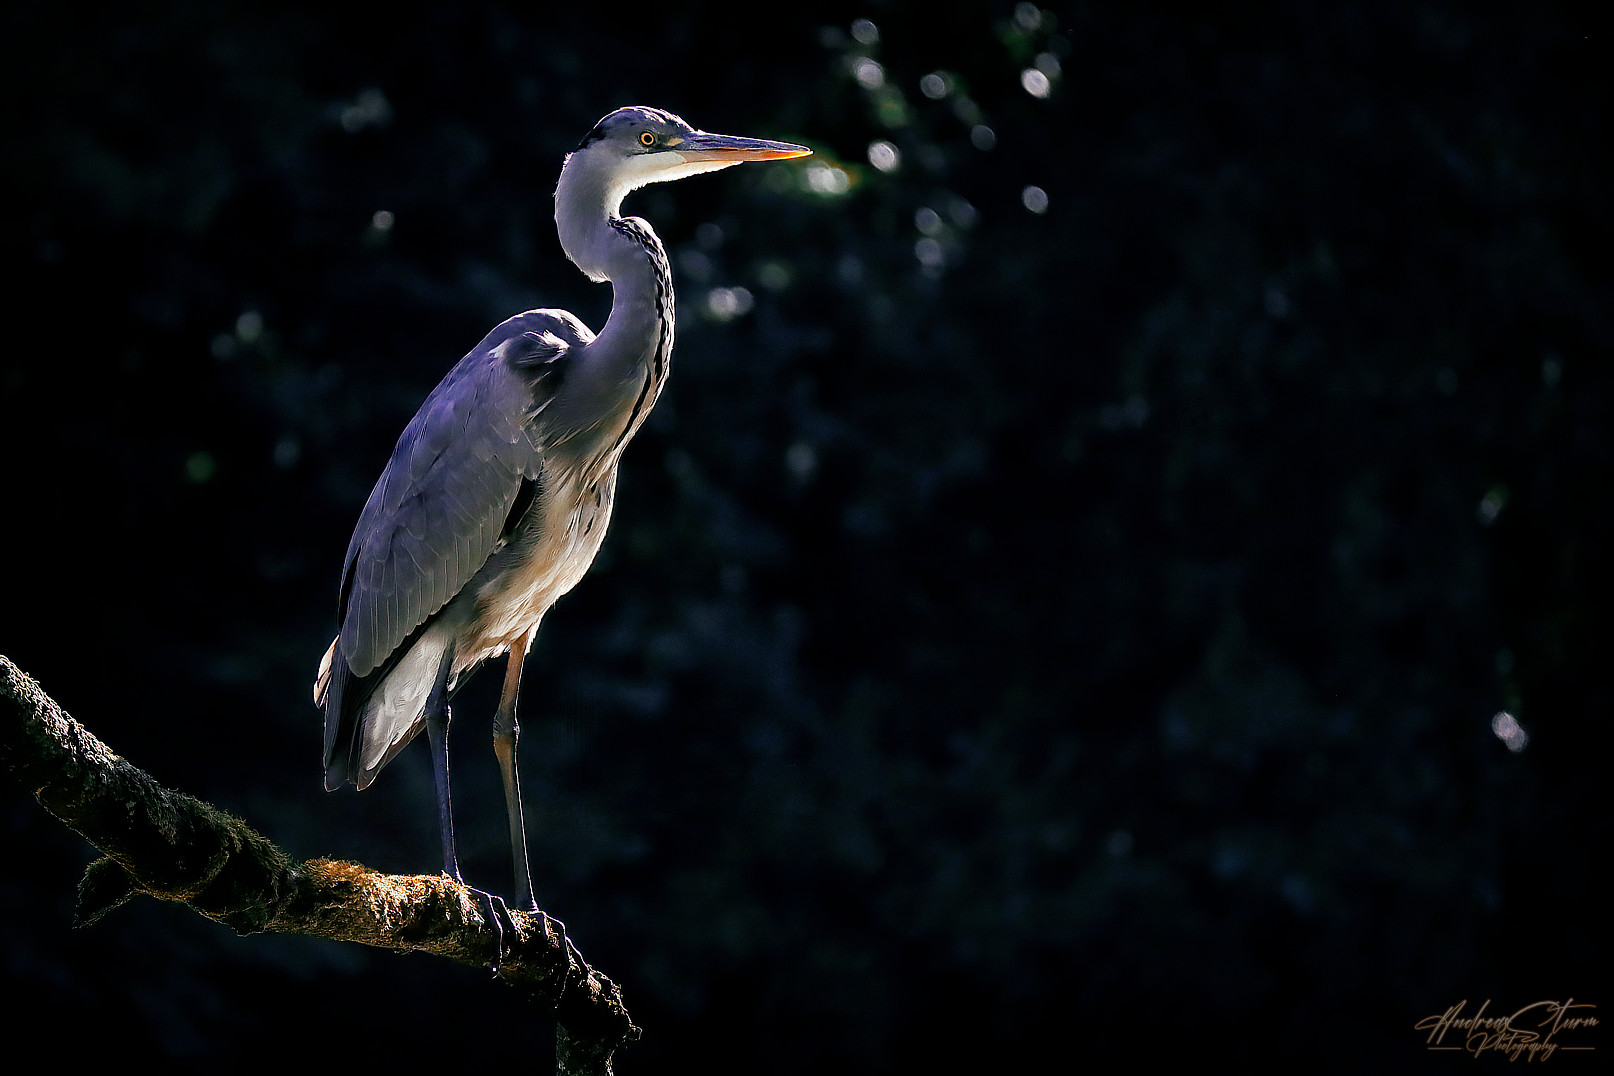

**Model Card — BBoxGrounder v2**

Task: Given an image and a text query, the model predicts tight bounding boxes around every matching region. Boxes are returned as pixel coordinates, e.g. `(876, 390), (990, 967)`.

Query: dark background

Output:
(3, 1), (1606, 1070)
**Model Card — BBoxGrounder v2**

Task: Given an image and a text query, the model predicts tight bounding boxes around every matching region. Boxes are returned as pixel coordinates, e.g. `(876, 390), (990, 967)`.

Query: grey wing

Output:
(334, 310), (588, 681)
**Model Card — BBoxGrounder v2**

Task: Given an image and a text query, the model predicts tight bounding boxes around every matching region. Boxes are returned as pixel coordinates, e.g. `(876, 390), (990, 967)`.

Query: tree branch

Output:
(0, 653), (639, 1075)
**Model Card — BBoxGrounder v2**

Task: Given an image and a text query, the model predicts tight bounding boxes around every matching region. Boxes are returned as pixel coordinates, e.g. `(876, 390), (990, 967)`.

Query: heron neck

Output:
(553, 174), (675, 465)
(555, 157), (642, 284)
(555, 165), (673, 354)
(595, 215), (673, 362)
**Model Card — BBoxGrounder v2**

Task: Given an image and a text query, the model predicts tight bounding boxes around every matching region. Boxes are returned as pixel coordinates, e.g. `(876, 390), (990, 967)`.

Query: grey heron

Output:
(314, 106), (809, 910)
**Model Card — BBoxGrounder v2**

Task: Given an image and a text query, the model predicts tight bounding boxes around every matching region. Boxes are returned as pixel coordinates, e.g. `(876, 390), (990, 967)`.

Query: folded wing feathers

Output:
(336, 312), (572, 680)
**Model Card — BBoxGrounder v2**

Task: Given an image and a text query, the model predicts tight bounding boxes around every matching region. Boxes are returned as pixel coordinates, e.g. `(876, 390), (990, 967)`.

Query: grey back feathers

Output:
(318, 310), (589, 787)
(336, 312), (584, 681)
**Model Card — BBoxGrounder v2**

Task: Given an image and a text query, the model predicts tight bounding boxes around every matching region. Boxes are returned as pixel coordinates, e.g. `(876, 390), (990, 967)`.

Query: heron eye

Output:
(638, 131), (656, 147)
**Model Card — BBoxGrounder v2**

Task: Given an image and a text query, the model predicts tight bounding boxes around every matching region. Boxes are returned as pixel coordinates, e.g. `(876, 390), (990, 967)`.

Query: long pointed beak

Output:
(676, 130), (812, 164)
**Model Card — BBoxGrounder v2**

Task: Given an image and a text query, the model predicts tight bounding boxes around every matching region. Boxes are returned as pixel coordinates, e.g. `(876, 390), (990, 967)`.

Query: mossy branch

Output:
(0, 653), (638, 1075)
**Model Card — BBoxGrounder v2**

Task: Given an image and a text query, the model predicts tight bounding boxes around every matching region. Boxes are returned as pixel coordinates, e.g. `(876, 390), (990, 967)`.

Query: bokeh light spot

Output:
(706, 286), (754, 322)
(1491, 711), (1529, 753)
(235, 310), (264, 344)
(805, 163), (852, 195)
(854, 57), (885, 90)
(868, 140), (901, 172)
(185, 451), (216, 484)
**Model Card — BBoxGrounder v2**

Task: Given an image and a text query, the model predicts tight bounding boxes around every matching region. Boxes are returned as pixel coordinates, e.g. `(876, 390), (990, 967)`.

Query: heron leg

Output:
(424, 641), (462, 883)
(492, 635), (537, 911)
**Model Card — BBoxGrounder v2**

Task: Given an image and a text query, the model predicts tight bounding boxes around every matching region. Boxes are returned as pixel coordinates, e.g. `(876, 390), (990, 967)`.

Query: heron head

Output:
(564, 106), (810, 217)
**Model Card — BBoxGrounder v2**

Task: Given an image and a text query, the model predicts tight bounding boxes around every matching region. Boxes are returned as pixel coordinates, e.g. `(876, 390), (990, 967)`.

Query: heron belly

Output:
(461, 476), (617, 659)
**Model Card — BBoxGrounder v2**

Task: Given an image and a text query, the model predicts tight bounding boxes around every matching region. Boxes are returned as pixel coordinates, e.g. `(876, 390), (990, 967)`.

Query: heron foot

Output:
(470, 886), (516, 973)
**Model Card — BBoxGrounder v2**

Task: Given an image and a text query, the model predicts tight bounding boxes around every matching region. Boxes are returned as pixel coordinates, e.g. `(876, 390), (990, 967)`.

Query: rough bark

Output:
(0, 653), (639, 1075)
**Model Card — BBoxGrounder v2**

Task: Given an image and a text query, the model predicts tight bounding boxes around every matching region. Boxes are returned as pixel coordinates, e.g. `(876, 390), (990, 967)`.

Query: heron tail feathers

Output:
(321, 629), (449, 791)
